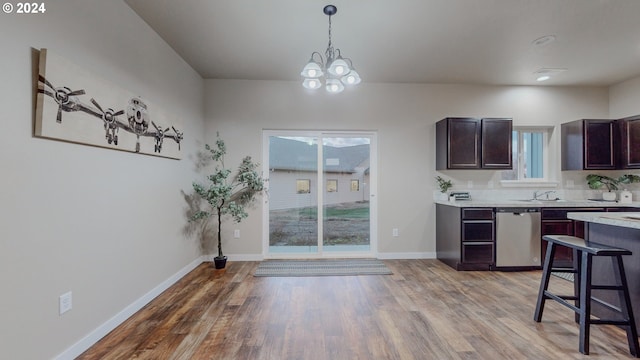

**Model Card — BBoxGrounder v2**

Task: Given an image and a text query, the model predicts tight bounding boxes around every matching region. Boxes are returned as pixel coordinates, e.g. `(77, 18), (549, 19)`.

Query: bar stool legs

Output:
(534, 241), (556, 323)
(579, 251), (592, 354)
(613, 254), (639, 357)
(534, 236), (639, 357)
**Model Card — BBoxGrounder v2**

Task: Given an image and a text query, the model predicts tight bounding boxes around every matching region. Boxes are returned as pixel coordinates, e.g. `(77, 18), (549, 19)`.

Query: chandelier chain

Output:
(326, 14), (333, 62)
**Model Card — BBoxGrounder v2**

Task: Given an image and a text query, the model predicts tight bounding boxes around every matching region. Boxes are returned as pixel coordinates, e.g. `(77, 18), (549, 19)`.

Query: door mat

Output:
(254, 259), (392, 277)
(552, 272), (574, 282)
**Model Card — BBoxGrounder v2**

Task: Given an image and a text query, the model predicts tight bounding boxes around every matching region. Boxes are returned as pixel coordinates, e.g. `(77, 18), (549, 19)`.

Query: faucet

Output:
(533, 190), (556, 200)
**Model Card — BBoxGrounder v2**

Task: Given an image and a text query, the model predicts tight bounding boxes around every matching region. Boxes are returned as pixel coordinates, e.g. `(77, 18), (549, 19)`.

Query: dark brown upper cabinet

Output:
(562, 119), (616, 170)
(481, 118), (513, 169)
(619, 115), (640, 169)
(436, 117), (512, 170)
(561, 117), (640, 170)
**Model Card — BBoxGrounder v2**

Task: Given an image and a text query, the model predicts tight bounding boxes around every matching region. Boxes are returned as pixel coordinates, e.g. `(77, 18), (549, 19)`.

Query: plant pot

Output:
(602, 191), (616, 201)
(213, 256), (228, 269)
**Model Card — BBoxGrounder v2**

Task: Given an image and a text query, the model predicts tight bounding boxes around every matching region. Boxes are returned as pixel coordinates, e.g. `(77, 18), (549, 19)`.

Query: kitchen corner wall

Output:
(610, 74), (640, 118)
(204, 80), (609, 258)
(0, 1), (205, 359)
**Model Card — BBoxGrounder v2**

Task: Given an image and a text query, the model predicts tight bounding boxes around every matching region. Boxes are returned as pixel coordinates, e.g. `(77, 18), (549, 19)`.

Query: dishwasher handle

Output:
(495, 208), (540, 214)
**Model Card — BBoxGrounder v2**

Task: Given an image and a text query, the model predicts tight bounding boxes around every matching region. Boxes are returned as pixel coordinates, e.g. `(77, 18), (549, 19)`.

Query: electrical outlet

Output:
(233, 229), (240, 238)
(392, 228), (399, 237)
(59, 291), (72, 315)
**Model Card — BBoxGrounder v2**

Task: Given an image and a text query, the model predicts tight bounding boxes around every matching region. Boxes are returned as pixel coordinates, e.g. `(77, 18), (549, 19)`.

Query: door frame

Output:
(262, 130), (378, 259)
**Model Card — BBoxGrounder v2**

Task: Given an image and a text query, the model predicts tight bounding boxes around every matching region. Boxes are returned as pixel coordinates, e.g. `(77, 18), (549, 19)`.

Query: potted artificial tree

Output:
(191, 133), (265, 269)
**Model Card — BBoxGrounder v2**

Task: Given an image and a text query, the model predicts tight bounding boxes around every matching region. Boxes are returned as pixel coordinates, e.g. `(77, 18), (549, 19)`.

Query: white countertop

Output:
(567, 212), (640, 230)
(434, 199), (640, 208)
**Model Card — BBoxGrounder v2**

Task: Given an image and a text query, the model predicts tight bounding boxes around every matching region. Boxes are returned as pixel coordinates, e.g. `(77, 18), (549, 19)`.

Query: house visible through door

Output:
(263, 131), (377, 258)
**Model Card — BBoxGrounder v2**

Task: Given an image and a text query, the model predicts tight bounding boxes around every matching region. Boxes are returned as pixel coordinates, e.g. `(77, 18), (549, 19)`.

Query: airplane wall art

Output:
(35, 48), (183, 159)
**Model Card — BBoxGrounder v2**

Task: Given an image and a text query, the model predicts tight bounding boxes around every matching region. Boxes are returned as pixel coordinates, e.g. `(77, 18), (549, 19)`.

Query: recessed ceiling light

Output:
(533, 68), (567, 82)
(532, 35), (556, 47)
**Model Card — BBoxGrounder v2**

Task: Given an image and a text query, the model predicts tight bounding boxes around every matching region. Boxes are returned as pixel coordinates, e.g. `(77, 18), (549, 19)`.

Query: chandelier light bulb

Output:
(303, 78), (322, 90)
(325, 78), (344, 93)
(328, 57), (350, 76)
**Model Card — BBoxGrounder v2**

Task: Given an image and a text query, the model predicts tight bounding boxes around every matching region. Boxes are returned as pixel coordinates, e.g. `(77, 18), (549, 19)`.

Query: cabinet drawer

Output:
(541, 220), (573, 236)
(541, 208), (605, 220)
(462, 243), (494, 264)
(462, 221), (494, 242)
(462, 208), (494, 220)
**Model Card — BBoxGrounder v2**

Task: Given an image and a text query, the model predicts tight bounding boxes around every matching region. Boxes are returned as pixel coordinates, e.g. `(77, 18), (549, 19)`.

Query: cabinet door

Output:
(584, 119), (616, 169)
(562, 119), (616, 170)
(541, 220), (574, 267)
(447, 118), (481, 169)
(481, 118), (512, 169)
(619, 115), (640, 169)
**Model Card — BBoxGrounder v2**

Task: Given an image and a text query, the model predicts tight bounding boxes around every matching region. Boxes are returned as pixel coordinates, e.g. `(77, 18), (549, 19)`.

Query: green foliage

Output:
(435, 176), (453, 193)
(191, 133), (265, 258)
(586, 173), (640, 191)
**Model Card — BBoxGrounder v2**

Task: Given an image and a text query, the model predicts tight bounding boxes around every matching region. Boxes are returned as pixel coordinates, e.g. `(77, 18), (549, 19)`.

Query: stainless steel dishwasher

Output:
(495, 208), (541, 268)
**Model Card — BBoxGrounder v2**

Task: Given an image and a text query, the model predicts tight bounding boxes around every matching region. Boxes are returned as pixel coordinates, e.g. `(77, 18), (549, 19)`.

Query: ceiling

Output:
(125, 0), (640, 87)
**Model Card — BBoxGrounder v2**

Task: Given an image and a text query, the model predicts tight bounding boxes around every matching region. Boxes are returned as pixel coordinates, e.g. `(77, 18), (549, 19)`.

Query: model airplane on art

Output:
(38, 75), (183, 154)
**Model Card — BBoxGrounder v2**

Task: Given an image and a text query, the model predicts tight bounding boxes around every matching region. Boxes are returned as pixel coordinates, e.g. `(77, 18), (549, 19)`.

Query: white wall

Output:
(610, 75), (640, 118)
(205, 80), (609, 258)
(0, 1), (205, 359)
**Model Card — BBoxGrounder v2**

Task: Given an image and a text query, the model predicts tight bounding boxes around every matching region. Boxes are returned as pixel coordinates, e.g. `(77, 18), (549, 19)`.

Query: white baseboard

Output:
(203, 253), (435, 261)
(54, 256), (204, 360)
(377, 252), (436, 260)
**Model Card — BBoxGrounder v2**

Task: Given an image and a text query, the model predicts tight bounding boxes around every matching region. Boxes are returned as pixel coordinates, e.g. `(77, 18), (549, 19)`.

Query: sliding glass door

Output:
(264, 131), (376, 258)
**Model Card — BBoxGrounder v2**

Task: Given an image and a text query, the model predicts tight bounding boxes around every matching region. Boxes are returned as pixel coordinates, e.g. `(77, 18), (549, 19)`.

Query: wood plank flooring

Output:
(77, 260), (637, 359)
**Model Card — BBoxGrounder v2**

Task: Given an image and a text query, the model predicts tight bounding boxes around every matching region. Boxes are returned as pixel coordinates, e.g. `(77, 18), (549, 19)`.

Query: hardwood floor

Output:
(78, 260), (637, 359)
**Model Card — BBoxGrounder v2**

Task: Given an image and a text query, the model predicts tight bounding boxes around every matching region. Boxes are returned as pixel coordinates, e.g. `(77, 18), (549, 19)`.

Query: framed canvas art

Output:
(35, 48), (183, 159)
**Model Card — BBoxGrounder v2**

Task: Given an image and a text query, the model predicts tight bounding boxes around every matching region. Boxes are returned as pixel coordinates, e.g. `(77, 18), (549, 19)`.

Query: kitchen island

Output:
(567, 212), (640, 333)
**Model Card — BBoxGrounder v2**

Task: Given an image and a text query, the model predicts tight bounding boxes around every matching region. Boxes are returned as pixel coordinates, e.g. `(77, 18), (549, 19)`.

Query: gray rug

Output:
(254, 259), (392, 277)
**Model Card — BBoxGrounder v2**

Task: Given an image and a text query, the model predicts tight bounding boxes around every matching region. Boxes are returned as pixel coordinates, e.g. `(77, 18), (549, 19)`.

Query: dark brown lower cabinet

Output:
(438, 205), (640, 272)
(540, 208), (615, 268)
(436, 205), (495, 271)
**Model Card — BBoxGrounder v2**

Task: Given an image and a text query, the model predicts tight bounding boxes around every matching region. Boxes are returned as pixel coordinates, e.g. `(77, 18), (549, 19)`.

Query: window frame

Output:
(500, 126), (557, 187)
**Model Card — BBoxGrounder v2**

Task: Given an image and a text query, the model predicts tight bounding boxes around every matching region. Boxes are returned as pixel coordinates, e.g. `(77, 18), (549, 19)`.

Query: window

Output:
(350, 180), (360, 191)
(326, 179), (338, 192)
(296, 179), (310, 194)
(501, 128), (549, 181)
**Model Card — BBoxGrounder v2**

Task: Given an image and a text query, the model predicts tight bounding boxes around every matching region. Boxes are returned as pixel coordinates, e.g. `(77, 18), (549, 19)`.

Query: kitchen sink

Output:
(513, 198), (565, 203)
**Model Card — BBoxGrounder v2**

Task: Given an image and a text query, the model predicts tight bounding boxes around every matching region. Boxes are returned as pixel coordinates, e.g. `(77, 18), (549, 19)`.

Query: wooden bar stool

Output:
(534, 235), (639, 357)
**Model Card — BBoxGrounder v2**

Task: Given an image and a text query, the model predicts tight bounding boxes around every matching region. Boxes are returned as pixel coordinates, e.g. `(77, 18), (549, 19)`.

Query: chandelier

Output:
(300, 5), (361, 93)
